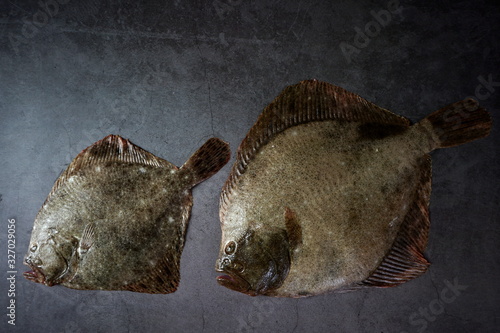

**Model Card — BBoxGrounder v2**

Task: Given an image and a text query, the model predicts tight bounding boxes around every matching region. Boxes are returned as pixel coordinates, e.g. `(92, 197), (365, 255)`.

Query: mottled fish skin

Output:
(216, 80), (492, 297)
(25, 135), (230, 293)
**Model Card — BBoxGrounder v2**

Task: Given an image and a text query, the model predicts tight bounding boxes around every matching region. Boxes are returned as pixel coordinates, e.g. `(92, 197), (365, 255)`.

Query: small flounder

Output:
(25, 135), (230, 293)
(216, 80), (492, 297)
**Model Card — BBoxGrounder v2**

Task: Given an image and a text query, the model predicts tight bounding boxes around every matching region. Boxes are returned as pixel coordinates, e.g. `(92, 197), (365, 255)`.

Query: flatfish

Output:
(25, 135), (230, 293)
(216, 80), (492, 297)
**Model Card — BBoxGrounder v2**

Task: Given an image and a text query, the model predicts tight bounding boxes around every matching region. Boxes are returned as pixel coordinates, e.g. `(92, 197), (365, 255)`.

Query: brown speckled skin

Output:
(219, 121), (429, 297)
(216, 80), (491, 297)
(25, 135), (230, 293)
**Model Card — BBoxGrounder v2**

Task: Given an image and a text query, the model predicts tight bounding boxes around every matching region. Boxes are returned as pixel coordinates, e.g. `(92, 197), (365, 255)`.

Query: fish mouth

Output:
(216, 272), (254, 296)
(23, 264), (47, 285)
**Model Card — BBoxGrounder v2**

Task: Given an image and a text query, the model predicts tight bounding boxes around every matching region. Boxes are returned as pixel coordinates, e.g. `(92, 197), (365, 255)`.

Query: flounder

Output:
(25, 135), (230, 293)
(216, 80), (492, 297)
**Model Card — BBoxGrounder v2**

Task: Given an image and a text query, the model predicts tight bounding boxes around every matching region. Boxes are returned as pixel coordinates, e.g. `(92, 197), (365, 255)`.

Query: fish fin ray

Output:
(180, 138), (230, 186)
(79, 222), (96, 255)
(121, 252), (180, 294)
(423, 98), (492, 149)
(44, 135), (176, 204)
(360, 155), (431, 288)
(220, 80), (410, 219)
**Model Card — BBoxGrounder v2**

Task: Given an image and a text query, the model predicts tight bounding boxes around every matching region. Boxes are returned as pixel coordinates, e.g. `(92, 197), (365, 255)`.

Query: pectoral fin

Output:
(284, 207), (302, 257)
(78, 222), (96, 257)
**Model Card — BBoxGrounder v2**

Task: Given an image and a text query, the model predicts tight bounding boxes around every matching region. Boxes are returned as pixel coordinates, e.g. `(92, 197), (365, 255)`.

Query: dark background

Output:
(1, 0), (499, 332)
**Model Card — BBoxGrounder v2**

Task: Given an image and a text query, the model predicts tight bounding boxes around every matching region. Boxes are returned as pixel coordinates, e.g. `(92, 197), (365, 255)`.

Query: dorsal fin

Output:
(45, 135), (175, 205)
(220, 80), (410, 219)
(359, 155), (431, 288)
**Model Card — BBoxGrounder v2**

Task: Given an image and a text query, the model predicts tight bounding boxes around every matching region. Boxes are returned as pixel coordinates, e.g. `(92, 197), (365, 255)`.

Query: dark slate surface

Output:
(1, 1), (499, 332)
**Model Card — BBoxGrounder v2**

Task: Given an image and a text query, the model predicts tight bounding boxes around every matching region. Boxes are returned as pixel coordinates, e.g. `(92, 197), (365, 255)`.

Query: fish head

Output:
(216, 226), (291, 296)
(24, 227), (77, 286)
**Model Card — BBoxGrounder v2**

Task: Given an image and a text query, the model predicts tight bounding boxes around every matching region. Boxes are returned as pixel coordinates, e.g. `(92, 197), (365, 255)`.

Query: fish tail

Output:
(423, 98), (492, 149)
(181, 138), (231, 186)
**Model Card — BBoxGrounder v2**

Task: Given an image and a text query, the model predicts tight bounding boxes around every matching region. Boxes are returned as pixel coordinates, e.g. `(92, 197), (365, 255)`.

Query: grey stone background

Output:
(1, 0), (499, 332)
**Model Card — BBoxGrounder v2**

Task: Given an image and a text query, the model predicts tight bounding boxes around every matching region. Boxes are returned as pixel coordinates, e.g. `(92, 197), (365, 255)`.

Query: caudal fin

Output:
(424, 98), (492, 149)
(181, 138), (231, 186)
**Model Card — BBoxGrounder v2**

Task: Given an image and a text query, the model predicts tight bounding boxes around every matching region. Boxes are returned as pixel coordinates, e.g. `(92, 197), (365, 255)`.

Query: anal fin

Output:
(121, 252), (179, 294)
(360, 155), (431, 288)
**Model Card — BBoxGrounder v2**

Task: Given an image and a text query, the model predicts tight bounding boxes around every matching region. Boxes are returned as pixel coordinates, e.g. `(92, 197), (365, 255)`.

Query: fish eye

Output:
(34, 258), (43, 266)
(30, 244), (38, 252)
(225, 241), (236, 255)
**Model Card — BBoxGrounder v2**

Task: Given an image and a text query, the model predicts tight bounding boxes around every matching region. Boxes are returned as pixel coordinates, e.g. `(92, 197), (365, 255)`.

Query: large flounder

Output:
(216, 80), (492, 297)
(25, 135), (230, 293)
